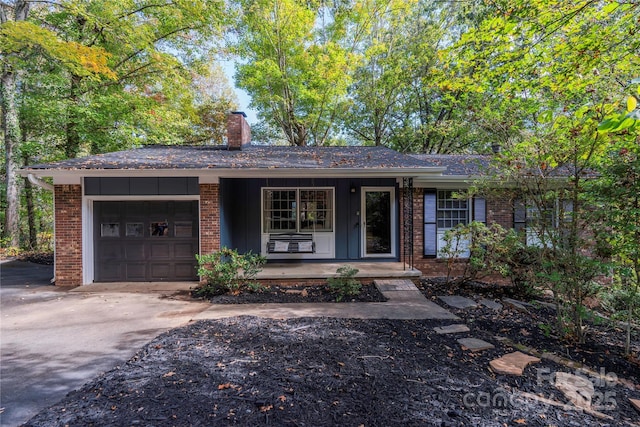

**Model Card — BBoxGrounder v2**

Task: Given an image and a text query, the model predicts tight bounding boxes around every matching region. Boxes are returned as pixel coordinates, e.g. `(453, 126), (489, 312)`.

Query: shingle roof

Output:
(25, 145), (432, 171)
(410, 154), (493, 176)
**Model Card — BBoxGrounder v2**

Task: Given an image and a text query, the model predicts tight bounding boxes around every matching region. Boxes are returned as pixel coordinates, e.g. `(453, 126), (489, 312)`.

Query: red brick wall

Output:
(227, 112), (251, 150)
(54, 185), (83, 286)
(408, 188), (514, 278)
(486, 192), (514, 229)
(200, 183), (220, 254)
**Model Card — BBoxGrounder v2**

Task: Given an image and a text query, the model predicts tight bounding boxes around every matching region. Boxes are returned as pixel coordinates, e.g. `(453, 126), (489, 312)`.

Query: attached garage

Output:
(94, 200), (199, 281)
(84, 176), (201, 282)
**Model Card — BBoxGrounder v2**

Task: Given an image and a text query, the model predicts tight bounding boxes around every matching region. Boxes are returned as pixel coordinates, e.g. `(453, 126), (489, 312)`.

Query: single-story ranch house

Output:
(21, 112), (515, 286)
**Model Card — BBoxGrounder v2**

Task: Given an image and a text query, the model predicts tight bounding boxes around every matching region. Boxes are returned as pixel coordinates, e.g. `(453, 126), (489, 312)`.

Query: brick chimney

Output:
(227, 111), (251, 150)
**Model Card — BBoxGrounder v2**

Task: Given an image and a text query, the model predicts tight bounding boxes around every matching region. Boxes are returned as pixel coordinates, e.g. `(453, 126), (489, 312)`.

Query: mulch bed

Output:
(23, 279), (640, 427)
(203, 283), (387, 304)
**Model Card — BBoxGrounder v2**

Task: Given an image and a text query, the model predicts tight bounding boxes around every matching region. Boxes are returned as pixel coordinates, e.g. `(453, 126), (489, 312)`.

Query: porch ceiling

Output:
(257, 262), (421, 281)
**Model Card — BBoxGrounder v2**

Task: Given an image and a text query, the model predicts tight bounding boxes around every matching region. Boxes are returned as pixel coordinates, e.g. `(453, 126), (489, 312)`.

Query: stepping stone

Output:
(489, 351), (541, 376)
(630, 398), (640, 413)
(502, 298), (530, 313)
(433, 324), (470, 334)
(457, 337), (494, 352)
(374, 279), (417, 291)
(479, 298), (502, 310)
(438, 295), (478, 309)
(555, 372), (595, 410)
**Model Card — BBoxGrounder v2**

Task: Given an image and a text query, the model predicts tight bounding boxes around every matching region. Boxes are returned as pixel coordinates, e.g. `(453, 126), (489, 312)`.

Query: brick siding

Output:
(405, 188), (514, 278)
(200, 183), (220, 255)
(54, 185), (83, 286)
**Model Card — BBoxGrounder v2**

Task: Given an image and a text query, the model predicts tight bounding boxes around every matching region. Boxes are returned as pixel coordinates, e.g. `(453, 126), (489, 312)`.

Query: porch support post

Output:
(402, 177), (414, 270)
(54, 184), (83, 286)
(199, 183), (220, 255)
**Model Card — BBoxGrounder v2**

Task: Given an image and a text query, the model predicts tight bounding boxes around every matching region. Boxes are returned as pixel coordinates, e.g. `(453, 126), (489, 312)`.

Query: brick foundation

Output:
(54, 184), (83, 286)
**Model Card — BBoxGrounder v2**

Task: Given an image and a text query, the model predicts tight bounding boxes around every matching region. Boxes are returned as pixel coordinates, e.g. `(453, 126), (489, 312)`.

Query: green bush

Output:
(193, 247), (266, 298)
(327, 265), (361, 301)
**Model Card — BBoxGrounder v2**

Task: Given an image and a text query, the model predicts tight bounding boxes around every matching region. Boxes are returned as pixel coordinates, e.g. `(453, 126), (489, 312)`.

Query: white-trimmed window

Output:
(263, 188), (333, 233)
(424, 189), (486, 258)
(514, 198), (573, 247)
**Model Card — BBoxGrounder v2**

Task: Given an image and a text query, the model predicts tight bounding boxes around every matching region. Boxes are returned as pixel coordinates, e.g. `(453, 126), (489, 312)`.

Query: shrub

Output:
(193, 247), (266, 298)
(327, 265), (361, 302)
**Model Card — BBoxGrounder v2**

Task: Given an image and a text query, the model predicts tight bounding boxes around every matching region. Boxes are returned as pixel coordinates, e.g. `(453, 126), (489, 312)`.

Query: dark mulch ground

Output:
(23, 279), (640, 427)
(203, 283), (386, 304)
(17, 252), (54, 265)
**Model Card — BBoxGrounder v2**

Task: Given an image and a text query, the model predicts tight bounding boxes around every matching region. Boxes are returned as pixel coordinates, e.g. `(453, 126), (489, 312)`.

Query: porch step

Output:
(374, 279), (426, 302)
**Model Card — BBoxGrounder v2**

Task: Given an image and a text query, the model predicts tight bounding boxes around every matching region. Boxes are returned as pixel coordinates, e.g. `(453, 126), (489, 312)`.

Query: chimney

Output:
(227, 111), (251, 150)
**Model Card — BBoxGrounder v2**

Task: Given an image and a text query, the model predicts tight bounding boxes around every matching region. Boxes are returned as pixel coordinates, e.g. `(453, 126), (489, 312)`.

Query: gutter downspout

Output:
(27, 173), (54, 191)
(27, 174), (56, 284)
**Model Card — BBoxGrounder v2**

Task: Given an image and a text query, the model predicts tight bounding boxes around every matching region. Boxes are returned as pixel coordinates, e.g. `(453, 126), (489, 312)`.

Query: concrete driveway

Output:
(0, 260), (209, 427)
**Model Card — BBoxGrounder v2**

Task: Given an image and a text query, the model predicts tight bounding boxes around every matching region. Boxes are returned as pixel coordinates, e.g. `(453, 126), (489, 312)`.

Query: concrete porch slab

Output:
(194, 300), (459, 321)
(257, 262), (421, 280)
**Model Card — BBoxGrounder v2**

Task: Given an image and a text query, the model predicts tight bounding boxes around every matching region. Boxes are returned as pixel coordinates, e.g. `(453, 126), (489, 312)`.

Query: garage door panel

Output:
(174, 242), (196, 258)
(97, 264), (123, 281)
(149, 263), (171, 280)
(175, 263), (196, 280)
(100, 241), (123, 258)
(125, 242), (146, 260)
(150, 242), (171, 258)
(126, 263), (147, 280)
(95, 200), (198, 282)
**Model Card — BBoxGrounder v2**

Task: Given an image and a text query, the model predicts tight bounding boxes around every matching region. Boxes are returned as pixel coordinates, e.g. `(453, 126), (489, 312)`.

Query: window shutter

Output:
(424, 190), (437, 257)
(514, 198), (526, 232)
(473, 197), (486, 224)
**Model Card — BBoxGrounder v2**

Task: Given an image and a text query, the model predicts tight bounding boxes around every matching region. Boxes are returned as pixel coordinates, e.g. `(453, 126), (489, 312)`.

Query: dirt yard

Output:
(23, 280), (640, 427)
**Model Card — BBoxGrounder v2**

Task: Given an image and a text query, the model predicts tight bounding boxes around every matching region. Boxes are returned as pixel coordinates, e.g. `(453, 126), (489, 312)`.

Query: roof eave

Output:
(20, 166), (447, 180)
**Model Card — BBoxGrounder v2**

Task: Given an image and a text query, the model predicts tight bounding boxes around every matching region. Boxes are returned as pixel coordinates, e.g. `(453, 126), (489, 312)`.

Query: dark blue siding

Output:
(219, 177), (398, 260)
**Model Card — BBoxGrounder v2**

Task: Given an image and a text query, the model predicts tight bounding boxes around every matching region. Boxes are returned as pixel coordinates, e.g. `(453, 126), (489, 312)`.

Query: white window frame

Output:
(261, 187), (334, 233)
(260, 187), (336, 259)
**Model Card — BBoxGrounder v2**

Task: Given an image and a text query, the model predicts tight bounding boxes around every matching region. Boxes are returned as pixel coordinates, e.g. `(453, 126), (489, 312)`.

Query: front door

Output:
(362, 188), (395, 257)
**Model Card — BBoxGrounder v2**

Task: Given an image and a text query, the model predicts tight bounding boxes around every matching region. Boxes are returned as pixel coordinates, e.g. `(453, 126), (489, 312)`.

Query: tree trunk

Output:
(65, 75), (82, 158)
(1, 70), (21, 247)
(1, 0), (30, 247)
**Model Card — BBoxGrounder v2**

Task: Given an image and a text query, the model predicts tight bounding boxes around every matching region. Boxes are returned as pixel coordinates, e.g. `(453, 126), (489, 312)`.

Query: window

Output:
(126, 223), (144, 237)
(437, 190), (469, 228)
(101, 223), (120, 237)
(423, 190), (486, 257)
(263, 188), (333, 233)
(514, 198), (573, 247)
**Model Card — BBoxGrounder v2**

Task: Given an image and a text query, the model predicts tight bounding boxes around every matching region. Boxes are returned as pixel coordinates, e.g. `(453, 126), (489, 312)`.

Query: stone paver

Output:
(374, 279), (417, 292)
(434, 324), (470, 334)
(555, 372), (595, 410)
(438, 295), (478, 309)
(457, 337), (494, 352)
(489, 351), (541, 376)
(479, 298), (503, 310)
(502, 298), (530, 313)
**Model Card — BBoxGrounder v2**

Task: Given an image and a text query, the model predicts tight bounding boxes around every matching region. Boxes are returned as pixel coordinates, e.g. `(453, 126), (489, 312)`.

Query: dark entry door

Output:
(94, 201), (199, 282)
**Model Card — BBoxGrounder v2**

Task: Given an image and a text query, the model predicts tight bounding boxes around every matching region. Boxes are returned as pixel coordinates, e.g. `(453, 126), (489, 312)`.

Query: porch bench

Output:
(267, 233), (315, 254)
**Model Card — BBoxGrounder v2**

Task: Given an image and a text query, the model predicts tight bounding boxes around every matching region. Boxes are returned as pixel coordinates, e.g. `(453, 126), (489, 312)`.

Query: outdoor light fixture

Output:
(350, 184), (356, 193)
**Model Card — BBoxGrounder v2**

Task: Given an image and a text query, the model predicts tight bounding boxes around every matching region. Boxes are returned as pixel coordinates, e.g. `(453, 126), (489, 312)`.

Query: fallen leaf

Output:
(260, 405), (273, 412)
(162, 371), (175, 378)
(514, 419), (526, 424)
